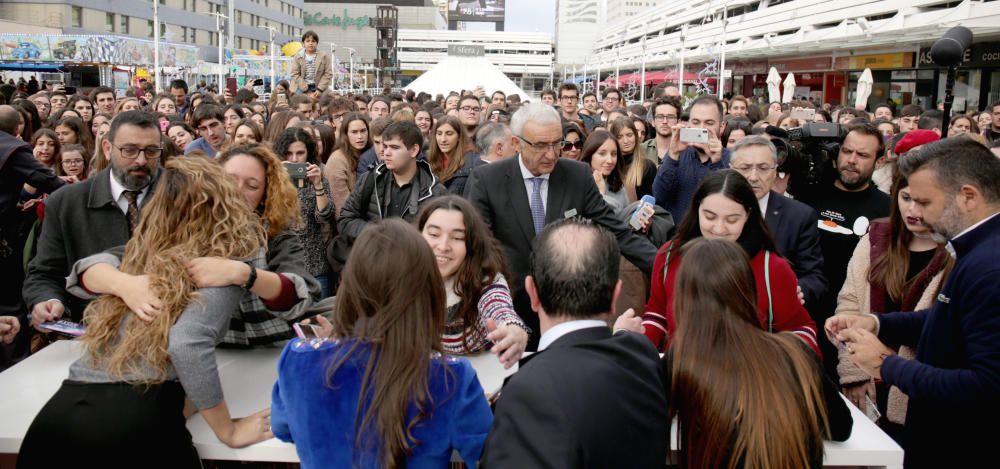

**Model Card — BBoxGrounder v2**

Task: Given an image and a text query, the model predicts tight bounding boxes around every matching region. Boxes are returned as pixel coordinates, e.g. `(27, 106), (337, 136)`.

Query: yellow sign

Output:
(135, 68), (151, 79)
(836, 53), (913, 70)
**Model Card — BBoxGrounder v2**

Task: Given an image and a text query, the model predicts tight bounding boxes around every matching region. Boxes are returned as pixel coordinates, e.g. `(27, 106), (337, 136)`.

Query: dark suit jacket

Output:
(764, 191), (827, 308)
(465, 156), (657, 347)
(481, 326), (669, 468)
(22, 168), (156, 321)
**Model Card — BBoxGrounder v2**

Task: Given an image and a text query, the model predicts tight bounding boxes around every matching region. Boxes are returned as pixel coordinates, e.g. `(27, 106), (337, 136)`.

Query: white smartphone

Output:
(679, 127), (709, 144)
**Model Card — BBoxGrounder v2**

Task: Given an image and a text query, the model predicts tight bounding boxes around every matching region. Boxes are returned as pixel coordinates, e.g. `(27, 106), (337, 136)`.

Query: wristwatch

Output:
(242, 261), (258, 290)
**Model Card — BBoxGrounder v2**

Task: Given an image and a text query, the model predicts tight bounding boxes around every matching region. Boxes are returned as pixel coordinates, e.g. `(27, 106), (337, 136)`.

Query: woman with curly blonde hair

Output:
(18, 157), (273, 468)
(68, 144), (320, 348)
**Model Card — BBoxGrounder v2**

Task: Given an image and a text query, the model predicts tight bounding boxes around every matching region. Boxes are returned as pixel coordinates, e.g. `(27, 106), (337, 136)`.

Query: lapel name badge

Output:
(564, 209), (578, 219)
(937, 294), (950, 304)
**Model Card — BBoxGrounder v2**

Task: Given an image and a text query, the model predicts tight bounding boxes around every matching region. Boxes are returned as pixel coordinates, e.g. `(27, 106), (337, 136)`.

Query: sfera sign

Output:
(448, 44), (485, 57)
(304, 10), (371, 30)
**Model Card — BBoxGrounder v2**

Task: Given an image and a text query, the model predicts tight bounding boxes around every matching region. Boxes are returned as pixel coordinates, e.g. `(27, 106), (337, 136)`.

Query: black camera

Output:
(766, 123), (848, 195)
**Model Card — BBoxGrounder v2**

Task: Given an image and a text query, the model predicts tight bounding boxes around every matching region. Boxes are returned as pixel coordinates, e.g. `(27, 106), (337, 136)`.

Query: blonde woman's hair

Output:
(216, 143), (302, 238)
(609, 117), (647, 190)
(82, 157), (266, 381)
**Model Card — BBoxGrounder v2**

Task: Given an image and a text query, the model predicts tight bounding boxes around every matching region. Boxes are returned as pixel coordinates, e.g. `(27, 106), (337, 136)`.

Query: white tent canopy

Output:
(404, 56), (532, 101)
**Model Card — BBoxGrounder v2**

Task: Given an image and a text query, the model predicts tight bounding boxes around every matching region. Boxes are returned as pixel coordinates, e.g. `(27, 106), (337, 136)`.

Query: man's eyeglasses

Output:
(113, 144), (162, 160)
(517, 135), (565, 153)
(460, 106), (481, 113)
(653, 114), (678, 122)
(560, 95), (579, 101)
(562, 140), (583, 151)
(732, 164), (776, 175)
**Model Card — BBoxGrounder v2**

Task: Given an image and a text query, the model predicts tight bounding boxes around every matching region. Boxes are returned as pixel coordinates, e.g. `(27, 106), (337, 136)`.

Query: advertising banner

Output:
(0, 34), (198, 68)
(448, 0), (505, 22)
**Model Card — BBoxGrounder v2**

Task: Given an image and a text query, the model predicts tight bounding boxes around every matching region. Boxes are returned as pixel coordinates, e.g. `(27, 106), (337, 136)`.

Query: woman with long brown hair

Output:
(666, 238), (852, 469)
(427, 115), (479, 195)
(416, 195), (529, 366)
(834, 172), (953, 441)
(270, 218), (493, 468)
(580, 129), (628, 210)
(323, 112), (371, 219)
(18, 157), (273, 467)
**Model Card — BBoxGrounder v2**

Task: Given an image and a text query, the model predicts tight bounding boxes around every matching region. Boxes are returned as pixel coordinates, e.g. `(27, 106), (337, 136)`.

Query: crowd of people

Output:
(1, 29), (1000, 468)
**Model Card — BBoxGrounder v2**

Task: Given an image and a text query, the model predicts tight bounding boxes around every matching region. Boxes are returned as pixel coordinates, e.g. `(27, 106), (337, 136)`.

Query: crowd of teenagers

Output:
(2, 45), (1000, 468)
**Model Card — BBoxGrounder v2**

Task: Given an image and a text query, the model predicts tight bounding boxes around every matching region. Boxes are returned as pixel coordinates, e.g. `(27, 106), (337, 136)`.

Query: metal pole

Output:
(678, 24), (686, 94)
(215, 13), (225, 95)
(227, 0), (235, 51)
(266, 26), (275, 95)
(596, 61), (602, 99)
(718, 2), (728, 99)
(328, 42), (337, 90)
(583, 61), (588, 93)
(615, 45), (620, 88)
(640, 36), (646, 102)
(154, 0), (160, 93)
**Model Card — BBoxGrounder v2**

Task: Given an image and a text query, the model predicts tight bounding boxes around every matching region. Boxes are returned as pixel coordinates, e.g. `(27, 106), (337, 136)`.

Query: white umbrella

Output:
(855, 68), (874, 110)
(782, 72), (796, 103)
(766, 67), (781, 103)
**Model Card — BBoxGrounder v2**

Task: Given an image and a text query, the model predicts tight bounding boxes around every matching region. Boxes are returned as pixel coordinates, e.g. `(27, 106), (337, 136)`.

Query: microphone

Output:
(929, 26), (973, 67)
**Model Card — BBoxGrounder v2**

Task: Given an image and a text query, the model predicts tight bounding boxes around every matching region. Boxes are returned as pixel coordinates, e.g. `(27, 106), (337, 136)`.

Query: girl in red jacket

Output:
(641, 169), (820, 354)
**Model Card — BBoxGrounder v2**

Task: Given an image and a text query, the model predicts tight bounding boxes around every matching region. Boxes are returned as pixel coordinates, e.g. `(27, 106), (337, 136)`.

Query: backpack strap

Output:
(764, 250), (774, 333)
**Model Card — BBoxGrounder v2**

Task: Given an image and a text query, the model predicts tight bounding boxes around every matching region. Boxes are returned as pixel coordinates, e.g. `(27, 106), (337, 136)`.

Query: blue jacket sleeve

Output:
(877, 309), (929, 348)
(880, 275), (1000, 407)
(652, 157), (679, 209)
(449, 360), (493, 469)
(269, 343), (294, 443)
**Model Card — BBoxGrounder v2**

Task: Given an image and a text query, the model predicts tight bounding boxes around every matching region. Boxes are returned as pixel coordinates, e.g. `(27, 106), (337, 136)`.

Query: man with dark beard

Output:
(24, 111), (162, 328)
(799, 123), (890, 376)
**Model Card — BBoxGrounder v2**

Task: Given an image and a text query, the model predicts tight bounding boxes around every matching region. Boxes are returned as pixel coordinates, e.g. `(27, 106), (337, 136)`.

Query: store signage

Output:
(919, 42), (1000, 68)
(835, 53), (913, 70)
(304, 10), (371, 30)
(768, 56), (832, 72)
(448, 44), (485, 57)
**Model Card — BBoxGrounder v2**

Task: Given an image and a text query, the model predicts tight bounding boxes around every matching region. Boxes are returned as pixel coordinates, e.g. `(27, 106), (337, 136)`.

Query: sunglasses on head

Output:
(562, 140), (583, 151)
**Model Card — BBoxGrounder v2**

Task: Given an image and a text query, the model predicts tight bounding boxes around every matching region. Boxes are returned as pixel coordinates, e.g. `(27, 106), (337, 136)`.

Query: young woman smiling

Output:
(323, 112), (371, 219)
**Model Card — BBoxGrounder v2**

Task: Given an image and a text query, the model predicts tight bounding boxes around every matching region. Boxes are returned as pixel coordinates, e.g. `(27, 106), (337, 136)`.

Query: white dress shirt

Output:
(518, 154), (550, 212)
(758, 191), (771, 217)
(538, 319), (607, 351)
(109, 172), (150, 215)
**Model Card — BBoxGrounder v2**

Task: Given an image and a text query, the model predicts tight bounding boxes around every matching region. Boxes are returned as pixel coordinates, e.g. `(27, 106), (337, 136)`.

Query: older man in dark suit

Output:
(465, 102), (657, 350)
(481, 219), (668, 468)
(731, 135), (827, 308)
(24, 111), (162, 329)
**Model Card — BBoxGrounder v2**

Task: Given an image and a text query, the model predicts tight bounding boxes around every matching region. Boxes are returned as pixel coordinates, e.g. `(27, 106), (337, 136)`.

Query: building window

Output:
(148, 20), (154, 38)
(121, 15), (129, 34)
(71, 6), (82, 28)
(106, 12), (115, 32)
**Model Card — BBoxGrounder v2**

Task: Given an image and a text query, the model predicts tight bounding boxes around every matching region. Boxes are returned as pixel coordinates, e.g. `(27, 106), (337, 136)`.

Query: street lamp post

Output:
(640, 35), (647, 102)
(678, 24), (687, 94)
(264, 26), (276, 95)
(213, 12), (229, 94)
(615, 45), (620, 89)
(718, 2), (728, 99)
(342, 46), (357, 91)
(153, 0), (160, 93)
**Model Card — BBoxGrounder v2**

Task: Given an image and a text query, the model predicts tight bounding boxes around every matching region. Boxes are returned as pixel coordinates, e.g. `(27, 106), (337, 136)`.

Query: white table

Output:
(0, 341), (902, 468)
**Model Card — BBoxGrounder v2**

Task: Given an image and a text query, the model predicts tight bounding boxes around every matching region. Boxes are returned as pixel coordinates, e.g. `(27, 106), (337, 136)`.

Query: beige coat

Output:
(835, 233), (945, 424)
(323, 151), (356, 220)
(291, 50), (333, 92)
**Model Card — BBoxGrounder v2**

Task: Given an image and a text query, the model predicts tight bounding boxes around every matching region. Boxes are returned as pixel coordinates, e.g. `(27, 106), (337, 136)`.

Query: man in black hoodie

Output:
(0, 105), (64, 368)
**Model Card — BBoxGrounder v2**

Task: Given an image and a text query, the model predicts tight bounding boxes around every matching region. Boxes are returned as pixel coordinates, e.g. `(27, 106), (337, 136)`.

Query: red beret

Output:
(895, 129), (940, 155)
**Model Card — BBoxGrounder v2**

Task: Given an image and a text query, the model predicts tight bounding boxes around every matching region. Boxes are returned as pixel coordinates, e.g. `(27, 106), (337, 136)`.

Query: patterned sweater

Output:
(443, 274), (528, 355)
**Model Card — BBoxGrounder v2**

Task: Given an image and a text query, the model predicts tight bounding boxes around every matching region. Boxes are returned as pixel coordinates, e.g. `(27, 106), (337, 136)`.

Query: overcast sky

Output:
(504, 0), (557, 35)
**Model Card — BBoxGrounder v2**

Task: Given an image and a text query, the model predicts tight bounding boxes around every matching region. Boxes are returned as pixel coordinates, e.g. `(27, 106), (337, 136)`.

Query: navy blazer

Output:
(465, 156), (657, 348)
(482, 327), (669, 468)
(878, 212), (1000, 468)
(764, 191), (827, 308)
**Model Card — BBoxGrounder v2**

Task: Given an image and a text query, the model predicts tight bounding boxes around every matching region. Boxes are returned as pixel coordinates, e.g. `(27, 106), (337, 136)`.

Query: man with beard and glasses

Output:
(827, 138), (1000, 468)
(799, 123), (890, 376)
(24, 111), (162, 329)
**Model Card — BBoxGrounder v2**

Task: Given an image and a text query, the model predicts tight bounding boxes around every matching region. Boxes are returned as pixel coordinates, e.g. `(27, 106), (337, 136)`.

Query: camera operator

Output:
(798, 123), (890, 377)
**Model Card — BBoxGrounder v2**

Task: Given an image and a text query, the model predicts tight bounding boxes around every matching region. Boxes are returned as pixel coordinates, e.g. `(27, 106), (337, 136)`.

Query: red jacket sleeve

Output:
(763, 253), (821, 356)
(642, 242), (673, 351)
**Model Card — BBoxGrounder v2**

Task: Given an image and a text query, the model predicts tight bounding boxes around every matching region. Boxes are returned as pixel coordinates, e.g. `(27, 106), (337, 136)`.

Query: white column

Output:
(153, 0), (160, 93)
(718, 2), (728, 99)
